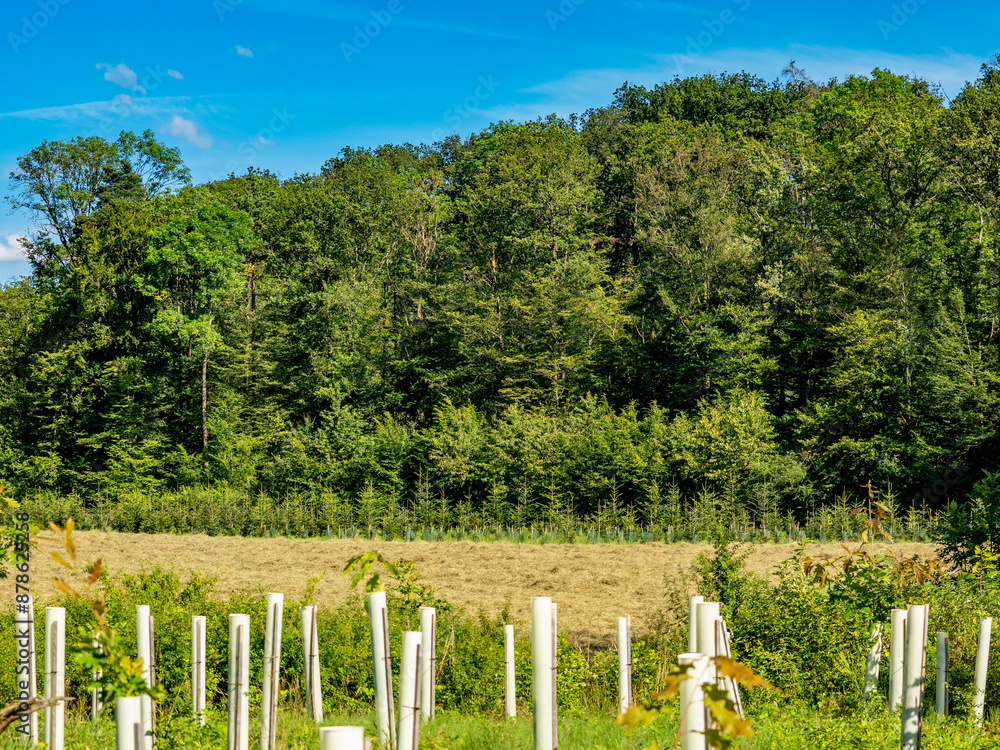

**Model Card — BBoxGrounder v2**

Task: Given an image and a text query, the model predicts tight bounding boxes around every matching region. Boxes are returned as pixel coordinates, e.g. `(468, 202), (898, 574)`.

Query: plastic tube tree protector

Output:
(319, 727), (366, 750)
(260, 593), (284, 750)
(191, 616), (207, 726)
(396, 631), (423, 750)
(115, 696), (143, 750)
(419, 606), (436, 720)
(301, 606), (323, 722)
(695, 602), (721, 685)
(617, 616), (632, 713)
(688, 596), (704, 653)
(900, 603), (929, 750)
(531, 597), (554, 750)
(973, 617), (993, 726)
(677, 653), (709, 750)
(504, 624), (516, 719)
(91, 633), (102, 720)
(367, 592), (394, 749)
(551, 602), (559, 749)
(715, 617), (742, 716)
(44, 607), (65, 750)
(935, 632), (949, 720)
(889, 608), (906, 711)
(136, 606), (153, 750)
(228, 614), (251, 750)
(862, 623), (883, 706)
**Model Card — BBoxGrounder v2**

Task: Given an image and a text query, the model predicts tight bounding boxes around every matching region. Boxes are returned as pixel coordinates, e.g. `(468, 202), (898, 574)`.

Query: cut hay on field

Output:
(28, 532), (941, 644)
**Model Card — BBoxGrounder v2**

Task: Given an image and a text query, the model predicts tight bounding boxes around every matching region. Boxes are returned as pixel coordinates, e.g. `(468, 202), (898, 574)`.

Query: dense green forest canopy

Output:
(2, 62), (999, 525)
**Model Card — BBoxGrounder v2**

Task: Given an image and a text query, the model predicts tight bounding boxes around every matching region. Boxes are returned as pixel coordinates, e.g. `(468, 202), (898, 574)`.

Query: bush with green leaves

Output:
(937, 471), (1000, 567)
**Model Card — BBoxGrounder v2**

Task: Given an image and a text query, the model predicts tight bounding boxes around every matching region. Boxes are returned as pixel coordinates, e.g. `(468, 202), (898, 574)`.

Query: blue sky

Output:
(1, 0), (997, 281)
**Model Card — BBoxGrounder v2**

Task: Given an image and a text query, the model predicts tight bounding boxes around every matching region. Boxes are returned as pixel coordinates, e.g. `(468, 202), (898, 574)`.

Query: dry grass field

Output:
(27, 531), (942, 644)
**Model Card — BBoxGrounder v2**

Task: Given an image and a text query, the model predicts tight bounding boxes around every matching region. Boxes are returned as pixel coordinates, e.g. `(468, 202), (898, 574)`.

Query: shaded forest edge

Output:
(3, 60), (1000, 538)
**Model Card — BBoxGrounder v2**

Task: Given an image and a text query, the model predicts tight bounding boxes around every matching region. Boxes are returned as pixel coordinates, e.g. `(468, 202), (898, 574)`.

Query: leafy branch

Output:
(618, 656), (777, 750)
(342, 549), (450, 615)
(46, 520), (165, 708)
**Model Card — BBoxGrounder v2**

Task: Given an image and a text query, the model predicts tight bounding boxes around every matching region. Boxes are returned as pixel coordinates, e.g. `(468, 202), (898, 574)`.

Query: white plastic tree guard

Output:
(261, 593), (284, 750)
(228, 614), (251, 750)
(862, 624), (883, 706)
(715, 617), (742, 716)
(44, 606), (65, 750)
(889, 608), (906, 711)
(531, 597), (554, 750)
(504, 624), (516, 719)
(397, 631), (423, 750)
(91, 634), (102, 720)
(419, 606), (436, 721)
(136, 606), (154, 750)
(319, 726), (366, 750)
(900, 603), (929, 750)
(551, 602), (559, 749)
(367, 592), (394, 749)
(15, 593), (38, 744)
(192, 616), (207, 726)
(688, 596), (704, 653)
(695, 602), (720, 687)
(301, 606), (323, 722)
(935, 632), (948, 719)
(116, 696), (144, 750)
(973, 617), (993, 726)
(617, 616), (632, 713)
(677, 653), (709, 750)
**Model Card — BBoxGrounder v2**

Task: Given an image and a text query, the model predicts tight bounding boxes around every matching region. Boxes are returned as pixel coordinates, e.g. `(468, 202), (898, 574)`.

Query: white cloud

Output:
(254, 136), (274, 147)
(236, 45), (254, 58)
(167, 69), (184, 80)
(166, 115), (213, 148)
(0, 235), (28, 262)
(96, 62), (146, 94)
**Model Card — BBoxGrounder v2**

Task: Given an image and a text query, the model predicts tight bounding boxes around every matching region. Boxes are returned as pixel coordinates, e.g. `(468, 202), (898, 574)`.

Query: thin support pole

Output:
(935, 632), (948, 720)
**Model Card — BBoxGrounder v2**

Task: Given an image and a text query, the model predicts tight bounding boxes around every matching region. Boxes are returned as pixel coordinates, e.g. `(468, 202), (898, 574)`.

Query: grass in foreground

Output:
(4, 704), (1000, 750)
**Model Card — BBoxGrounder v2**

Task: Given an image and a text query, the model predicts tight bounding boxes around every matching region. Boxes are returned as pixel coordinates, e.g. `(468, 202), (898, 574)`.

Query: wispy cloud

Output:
(166, 115), (213, 148)
(481, 45), (986, 125)
(167, 69), (184, 80)
(241, 0), (540, 43)
(617, 0), (713, 14)
(96, 63), (147, 94)
(0, 96), (192, 122)
(236, 45), (254, 58)
(662, 45), (985, 99)
(396, 17), (539, 43)
(0, 235), (28, 262)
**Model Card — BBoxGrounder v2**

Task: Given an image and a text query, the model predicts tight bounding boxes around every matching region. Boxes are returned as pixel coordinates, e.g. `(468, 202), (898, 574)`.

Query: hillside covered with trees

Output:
(2, 61), (999, 530)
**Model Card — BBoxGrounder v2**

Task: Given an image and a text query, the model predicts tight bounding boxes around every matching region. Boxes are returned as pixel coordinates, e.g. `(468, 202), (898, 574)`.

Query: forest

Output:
(1, 60), (999, 531)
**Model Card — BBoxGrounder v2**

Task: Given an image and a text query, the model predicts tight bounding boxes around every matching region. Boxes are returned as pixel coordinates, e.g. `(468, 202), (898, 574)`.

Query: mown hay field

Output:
(28, 531), (941, 644)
